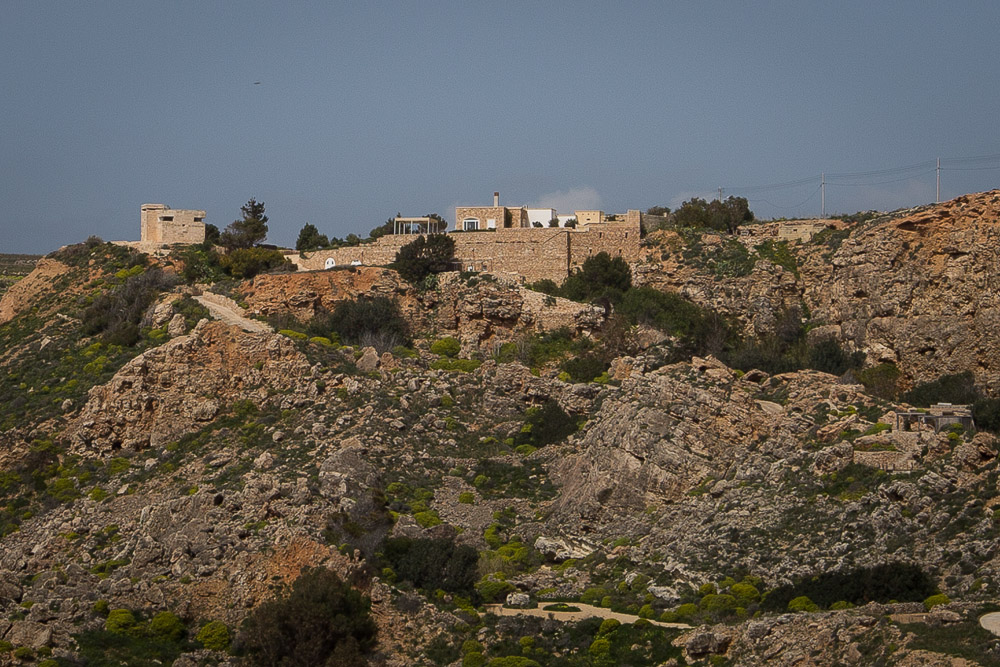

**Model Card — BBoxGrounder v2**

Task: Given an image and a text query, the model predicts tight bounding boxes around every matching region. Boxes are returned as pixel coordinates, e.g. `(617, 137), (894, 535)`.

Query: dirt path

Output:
(980, 611), (1000, 635)
(484, 603), (690, 630)
(193, 293), (271, 334)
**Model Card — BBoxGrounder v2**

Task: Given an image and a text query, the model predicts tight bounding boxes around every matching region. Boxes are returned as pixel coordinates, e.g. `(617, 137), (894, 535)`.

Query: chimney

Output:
(494, 191), (499, 207)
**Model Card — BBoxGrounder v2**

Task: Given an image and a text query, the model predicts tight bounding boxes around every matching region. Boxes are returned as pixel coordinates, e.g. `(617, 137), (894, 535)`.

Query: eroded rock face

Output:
(66, 321), (313, 453)
(239, 268), (605, 352)
(802, 190), (1000, 391)
(550, 358), (793, 528)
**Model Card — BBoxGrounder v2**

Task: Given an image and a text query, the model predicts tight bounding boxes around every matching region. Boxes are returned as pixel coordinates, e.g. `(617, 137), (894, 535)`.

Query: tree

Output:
(673, 196), (754, 234)
(220, 198), (269, 250)
(238, 568), (376, 667)
(369, 218), (395, 240)
(391, 234), (456, 284)
(203, 223), (221, 246)
(561, 252), (632, 305)
(296, 223), (329, 252)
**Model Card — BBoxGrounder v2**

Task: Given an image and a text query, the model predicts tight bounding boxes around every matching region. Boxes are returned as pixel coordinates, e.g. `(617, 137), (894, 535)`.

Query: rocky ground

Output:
(3, 194), (1000, 665)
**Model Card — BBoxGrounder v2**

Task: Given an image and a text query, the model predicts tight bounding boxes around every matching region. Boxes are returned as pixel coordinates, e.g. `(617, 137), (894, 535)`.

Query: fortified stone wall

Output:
(568, 222), (640, 270)
(290, 220), (640, 283)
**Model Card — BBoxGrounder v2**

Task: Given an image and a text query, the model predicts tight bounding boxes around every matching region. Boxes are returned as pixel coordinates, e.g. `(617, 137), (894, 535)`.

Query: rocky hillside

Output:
(0, 254), (40, 300)
(2, 202), (1000, 666)
(637, 189), (1000, 392)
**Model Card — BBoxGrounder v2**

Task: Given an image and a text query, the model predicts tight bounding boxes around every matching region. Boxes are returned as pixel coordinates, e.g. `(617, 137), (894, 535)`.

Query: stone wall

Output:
(568, 222), (640, 270)
(289, 220), (641, 283)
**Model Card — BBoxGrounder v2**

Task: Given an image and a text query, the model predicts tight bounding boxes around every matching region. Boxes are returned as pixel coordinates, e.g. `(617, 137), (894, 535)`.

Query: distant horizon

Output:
(8, 182), (998, 258)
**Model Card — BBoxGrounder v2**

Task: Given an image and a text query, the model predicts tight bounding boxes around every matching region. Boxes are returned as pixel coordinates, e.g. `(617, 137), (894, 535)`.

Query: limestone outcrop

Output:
(66, 320), (313, 453)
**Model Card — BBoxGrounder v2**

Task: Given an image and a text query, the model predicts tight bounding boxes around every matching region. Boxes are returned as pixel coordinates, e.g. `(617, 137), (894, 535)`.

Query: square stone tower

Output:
(140, 204), (206, 244)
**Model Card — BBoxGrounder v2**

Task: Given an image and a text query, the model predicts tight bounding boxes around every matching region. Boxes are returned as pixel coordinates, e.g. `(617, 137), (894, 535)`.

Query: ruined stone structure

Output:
(737, 219), (840, 244)
(290, 218), (642, 283)
(140, 204), (206, 244)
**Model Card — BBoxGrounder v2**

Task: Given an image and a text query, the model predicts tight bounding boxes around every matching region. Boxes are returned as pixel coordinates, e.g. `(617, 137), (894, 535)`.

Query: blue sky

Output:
(2, 1), (999, 253)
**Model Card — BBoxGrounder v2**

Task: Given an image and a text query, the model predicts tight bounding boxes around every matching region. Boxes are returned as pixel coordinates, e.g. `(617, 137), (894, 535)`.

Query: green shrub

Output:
(13, 646), (33, 660)
(238, 568), (375, 666)
(787, 596), (819, 613)
(561, 252), (632, 305)
(219, 247), (293, 279)
(148, 611), (185, 642)
(730, 582), (760, 606)
(588, 637), (612, 657)
(431, 358), (481, 373)
(105, 608), (140, 635)
(0, 640), (12, 653)
(81, 268), (176, 346)
(857, 363), (901, 399)
(413, 510), (442, 528)
(392, 234), (456, 284)
(196, 620), (230, 651)
(487, 657), (541, 667)
(675, 603), (699, 620)
(93, 600), (110, 616)
(320, 297), (410, 353)
(829, 600), (855, 610)
(763, 562), (934, 612)
(560, 353), (608, 383)
(430, 337), (461, 358)
(924, 594), (951, 611)
(476, 576), (515, 603)
(458, 492), (475, 504)
(383, 537), (479, 597)
(598, 618), (621, 635)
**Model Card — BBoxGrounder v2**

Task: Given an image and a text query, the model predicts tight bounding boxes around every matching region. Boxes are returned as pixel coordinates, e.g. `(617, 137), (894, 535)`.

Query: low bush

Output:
(762, 562), (936, 611)
(238, 568), (376, 667)
(924, 594), (951, 611)
(314, 297), (410, 353)
(430, 337), (461, 358)
(196, 620), (230, 651)
(219, 247), (293, 279)
(382, 537), (479, 597)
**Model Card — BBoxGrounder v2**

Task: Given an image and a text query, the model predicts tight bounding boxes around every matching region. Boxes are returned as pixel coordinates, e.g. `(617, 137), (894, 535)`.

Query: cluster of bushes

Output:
(301, 297), (410, 353)
(81, 266), (176, 346)
(381, 537), (479, 598)
(728, 325), (864, 377)
(75, 604), (229, 665)
(660, 576), (765, 624)
(236, 568), (376, 666)
(760, 562), (937, 611)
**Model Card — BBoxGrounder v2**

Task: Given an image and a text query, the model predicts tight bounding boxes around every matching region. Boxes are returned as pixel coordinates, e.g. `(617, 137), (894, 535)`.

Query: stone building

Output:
(140, 204), (206, 244)
(292, 214), (642, 283)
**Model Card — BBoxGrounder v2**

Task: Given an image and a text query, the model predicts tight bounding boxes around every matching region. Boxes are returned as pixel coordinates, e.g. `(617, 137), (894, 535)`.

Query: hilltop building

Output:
(139, 204), (206, 244)
(292, 193), (670, 283)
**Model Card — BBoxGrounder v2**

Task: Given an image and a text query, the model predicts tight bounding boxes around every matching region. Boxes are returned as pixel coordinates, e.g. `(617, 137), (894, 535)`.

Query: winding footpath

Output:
(193, 293), (271, 333)
(980, 611), (1000, 636)
(484, 602), (690, 630)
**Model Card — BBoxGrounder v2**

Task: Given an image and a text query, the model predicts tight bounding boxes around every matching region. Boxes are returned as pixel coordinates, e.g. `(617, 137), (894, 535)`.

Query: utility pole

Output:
(718, 186), (723, 202)
(821, 173), (825, 218)
(936, 157), (941, 203)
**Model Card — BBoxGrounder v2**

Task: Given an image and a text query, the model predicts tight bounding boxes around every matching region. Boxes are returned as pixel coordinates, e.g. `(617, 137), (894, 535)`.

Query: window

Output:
(463, 218), (479, 231)
(159, 216), (174, 222)
(194, 217), (204, 222)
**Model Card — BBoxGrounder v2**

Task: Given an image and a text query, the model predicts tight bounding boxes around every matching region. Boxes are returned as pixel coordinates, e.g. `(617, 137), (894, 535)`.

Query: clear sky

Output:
(3, 1), (999, 253)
